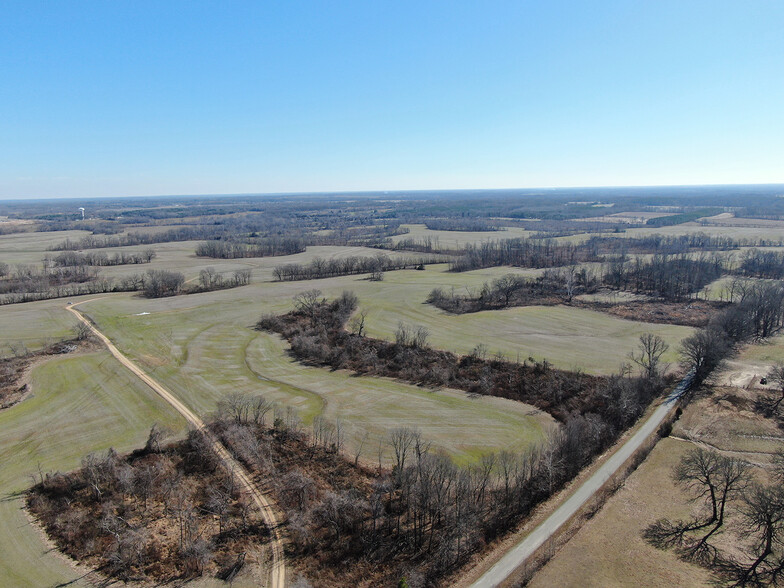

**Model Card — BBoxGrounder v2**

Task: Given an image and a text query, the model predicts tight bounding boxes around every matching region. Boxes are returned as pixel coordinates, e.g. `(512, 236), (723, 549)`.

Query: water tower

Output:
(78, 207), (85, 220)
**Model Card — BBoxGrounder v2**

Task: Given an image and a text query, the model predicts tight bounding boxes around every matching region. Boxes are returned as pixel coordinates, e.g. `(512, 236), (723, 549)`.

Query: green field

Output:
(0, 352), (186, 587)
(0, 297), (81, 354)
(0, 243), (696, 586)
(78, 294), (554, 464)
(391, 223), (533, 249)
(73, 263), (691, 376)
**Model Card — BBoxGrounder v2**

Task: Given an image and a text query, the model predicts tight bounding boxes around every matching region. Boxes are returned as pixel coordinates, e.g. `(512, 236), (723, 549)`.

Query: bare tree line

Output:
(27, 427), (259, 582)
(195, 237), (306, 259)
(50, 249), (156, 267)
(271, 254), (439, 281)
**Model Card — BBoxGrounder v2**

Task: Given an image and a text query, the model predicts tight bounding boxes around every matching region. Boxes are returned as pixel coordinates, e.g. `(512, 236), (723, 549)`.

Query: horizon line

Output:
(3, 181), (784, 202)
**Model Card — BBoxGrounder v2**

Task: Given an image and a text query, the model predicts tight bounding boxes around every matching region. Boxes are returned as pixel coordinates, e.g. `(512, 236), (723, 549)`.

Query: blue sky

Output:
(1, 1), (783, 198)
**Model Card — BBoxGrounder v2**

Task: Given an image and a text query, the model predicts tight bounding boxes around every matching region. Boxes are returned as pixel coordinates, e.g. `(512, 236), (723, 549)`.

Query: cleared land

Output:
(0, 297), (81, 353)
(527, 437), (713, 588)
(391, 223), (533, 249)
(697, 213), (784, 228)
(76, 263), (691, 377)
(528, 337), (784, 588)
(0, 351), (187, 587)
(78, 293), (554, 465)
(0, 226), (430, 282)
(0, 229), (92, 265)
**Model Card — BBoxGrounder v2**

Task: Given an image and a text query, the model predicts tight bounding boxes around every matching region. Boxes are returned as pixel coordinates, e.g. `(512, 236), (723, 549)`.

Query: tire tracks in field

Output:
(67, 300), (286, 588)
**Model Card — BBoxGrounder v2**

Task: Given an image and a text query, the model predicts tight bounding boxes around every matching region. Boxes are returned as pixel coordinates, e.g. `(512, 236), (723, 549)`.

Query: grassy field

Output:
(0, 230), (93, 265)
(528, 438), (713, 588)
(0, 351), (187, 587)
(78, 293), (555, 465)
(75, 262), (692, 376)
(391, 223), (533, 249)
(529, 334), (784, 588)
(0, 297), (81, 354)
(0, 225), (431, 282)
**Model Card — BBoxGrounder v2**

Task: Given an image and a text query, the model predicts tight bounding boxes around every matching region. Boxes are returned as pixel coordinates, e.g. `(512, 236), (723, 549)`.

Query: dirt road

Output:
(469, 373), (694, 587)
(67, 301), (286, 587)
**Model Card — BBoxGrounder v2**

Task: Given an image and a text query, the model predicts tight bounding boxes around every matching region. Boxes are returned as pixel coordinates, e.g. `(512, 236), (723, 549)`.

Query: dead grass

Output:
(527, 338), (784, 587)
(528, 438), (713, 588)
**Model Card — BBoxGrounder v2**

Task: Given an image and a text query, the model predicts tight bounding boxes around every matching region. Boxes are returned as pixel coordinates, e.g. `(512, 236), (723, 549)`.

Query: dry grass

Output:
(528, 438), (713, 588)
(528, 336), (784, 587)
(390, 223), (533, 249)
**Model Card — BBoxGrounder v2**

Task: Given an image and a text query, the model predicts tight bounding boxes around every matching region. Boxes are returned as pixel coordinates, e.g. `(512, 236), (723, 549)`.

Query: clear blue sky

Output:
(1, 1), (783, 199)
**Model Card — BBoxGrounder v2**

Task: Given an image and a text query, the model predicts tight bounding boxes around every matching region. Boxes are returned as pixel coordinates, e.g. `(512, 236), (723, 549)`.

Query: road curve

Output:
(67, 301), (286, 588)
(470, 373), (694, 588)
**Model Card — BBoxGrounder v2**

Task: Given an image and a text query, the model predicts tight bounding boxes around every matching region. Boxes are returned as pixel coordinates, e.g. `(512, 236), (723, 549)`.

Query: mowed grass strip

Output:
(0, 351), (186, 587)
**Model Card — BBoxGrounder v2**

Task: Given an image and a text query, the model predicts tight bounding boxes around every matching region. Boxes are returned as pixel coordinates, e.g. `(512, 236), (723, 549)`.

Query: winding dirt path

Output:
(67, 300), (286, 587)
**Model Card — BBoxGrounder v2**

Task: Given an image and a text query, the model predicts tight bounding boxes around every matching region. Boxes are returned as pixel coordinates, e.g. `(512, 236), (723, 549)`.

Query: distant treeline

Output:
(604, 254), (724, 301)
(584, 233), (763, 253)
(445, 233), (784, 273)
(195, 238), (306, 259)
(423, 219), (500, 231)
(0, 266), (251, 305)
(392, 230), (777, 260)
(644, 208), (724, 227)
(49, 226), (227, 251)
(449, 239), (599, 272)
(429, 267), (599, 313)
(271, 254), (442, 281)
(50, 249), (156, 267)
(738, 249), (784, 279)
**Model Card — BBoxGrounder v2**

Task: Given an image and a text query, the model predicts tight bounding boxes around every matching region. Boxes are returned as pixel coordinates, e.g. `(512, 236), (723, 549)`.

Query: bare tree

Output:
(734, 484), (784, 586)
(251, 394), (272, 425)
(293, 289), (323, 315)
(144, 424), (170, 453)
(680, 328), (730, 384)
(629, 333), (669, 380)
(645, 448), (749, 558)
(348, 309), (368, 336)
(73, 322), (92, 341)
(390, 427), (417, 486)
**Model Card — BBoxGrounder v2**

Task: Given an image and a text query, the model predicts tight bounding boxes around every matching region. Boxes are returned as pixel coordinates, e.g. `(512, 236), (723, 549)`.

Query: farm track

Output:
(67, 300), (287, 588)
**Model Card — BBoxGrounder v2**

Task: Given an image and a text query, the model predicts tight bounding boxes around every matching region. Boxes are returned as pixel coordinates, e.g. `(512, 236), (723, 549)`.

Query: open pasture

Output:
(0, 229), (92, 265)
(0, 297), (81, 354)
(697, 213), (784, 228)
(391, 223), (533, 249)
(558, 222), (784, 245)
(528, 438), (712, 588)
(0, 351), (186, 587)
(0, 227), (429, 283)
(79, 293), (554, 465)
(76, 263), (691, 377)
(618, 223), (784, 243)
